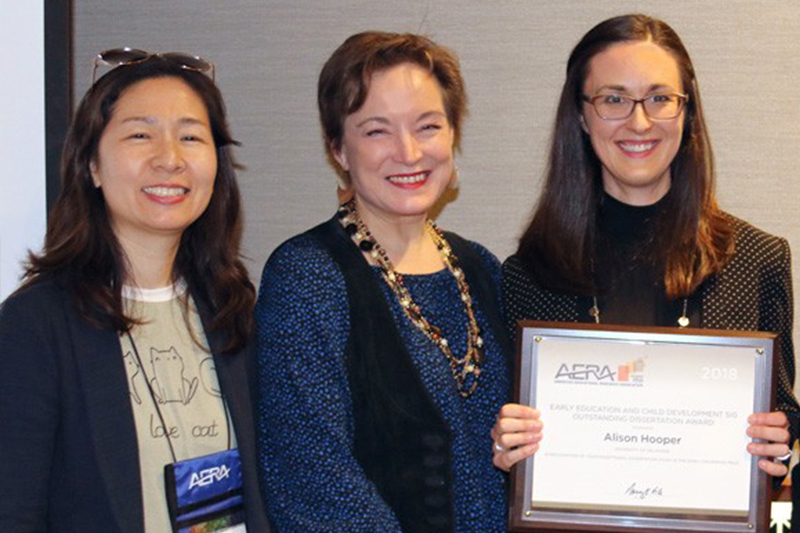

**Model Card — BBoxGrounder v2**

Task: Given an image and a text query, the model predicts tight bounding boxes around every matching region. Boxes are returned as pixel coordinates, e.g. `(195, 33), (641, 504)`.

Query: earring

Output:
(336, 172), (350, 191)
(579, 115), (589, 135)
(448, 165), (460, 190)
(89, 163), (99, 188)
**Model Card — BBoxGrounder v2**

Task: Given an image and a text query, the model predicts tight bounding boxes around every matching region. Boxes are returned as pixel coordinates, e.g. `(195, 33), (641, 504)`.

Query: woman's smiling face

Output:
(333, 62), (455, 226)
(582, 40), (685, 206)
(90, 76), (218, 245)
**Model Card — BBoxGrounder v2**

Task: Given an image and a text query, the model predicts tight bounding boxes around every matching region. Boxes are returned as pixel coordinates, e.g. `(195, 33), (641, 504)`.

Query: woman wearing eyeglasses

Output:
(0, 51), (268, 532)
(493, 14), (797, 476)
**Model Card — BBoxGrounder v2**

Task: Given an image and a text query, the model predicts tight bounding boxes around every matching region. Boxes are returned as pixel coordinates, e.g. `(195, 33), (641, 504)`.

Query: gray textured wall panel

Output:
(74, 1), (800, 342)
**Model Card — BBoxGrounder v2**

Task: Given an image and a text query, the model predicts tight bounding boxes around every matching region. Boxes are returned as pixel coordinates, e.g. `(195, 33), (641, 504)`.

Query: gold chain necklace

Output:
(590, 295), (690, 327)
(337, 200), (484, 397)
(589, 260), (690, 327)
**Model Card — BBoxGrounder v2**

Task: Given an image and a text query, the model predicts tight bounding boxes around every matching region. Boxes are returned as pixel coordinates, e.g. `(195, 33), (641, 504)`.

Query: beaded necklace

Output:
(337, 199), (484, 397)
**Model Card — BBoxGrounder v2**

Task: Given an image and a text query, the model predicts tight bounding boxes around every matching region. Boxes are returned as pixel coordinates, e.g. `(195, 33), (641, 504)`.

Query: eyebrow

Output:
(417, 110), (447, 121)
(354, 110), (447, 128)
(119, 116), (208, 126)
(355, 116), (390, 128)
(595, 83), (677, 93)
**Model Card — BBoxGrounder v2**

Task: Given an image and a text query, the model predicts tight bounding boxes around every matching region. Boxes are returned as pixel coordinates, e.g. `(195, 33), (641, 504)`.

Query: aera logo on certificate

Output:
(553, 357), (645, 386)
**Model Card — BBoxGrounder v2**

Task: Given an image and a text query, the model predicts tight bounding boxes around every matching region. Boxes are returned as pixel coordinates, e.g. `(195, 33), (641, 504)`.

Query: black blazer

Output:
(503, 214), (800, 439)
(0, 278), (269, 532)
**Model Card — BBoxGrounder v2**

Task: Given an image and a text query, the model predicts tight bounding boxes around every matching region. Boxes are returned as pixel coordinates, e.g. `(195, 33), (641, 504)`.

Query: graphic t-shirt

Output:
(120, 283), (236, 532)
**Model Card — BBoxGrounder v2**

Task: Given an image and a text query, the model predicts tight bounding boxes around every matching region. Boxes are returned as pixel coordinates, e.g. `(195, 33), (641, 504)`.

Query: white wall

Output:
(0, 1), (47, 300)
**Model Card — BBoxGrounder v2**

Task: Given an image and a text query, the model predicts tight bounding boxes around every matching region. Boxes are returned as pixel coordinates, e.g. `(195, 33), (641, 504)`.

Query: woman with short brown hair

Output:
(256, 32), (510, 532)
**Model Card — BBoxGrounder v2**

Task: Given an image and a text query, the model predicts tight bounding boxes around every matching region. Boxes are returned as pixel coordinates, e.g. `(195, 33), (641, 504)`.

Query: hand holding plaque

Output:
(746, 411), (792, 476)
(492, 390), (792, 477)
(491, 404), (542, 472)
(505, 322), (778, 533)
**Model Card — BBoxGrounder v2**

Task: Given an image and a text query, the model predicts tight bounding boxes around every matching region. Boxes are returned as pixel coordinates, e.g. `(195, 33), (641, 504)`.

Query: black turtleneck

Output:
(577, 192), (698, 327)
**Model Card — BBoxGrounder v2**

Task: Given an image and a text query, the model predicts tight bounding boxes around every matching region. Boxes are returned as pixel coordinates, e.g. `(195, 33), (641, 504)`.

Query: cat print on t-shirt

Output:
(149, 346), (199, 405)
(123, 351), (146, 405)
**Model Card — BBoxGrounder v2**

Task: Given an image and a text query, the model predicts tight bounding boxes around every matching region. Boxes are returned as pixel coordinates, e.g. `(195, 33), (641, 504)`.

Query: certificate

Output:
(509, 322), (776, 533)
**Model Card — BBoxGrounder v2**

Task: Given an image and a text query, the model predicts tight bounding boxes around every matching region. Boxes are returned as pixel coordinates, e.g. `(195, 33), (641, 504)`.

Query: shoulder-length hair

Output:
(24, 57), (254, 352)
(516, 14), (733, 299)
(318, 31), (467, 184)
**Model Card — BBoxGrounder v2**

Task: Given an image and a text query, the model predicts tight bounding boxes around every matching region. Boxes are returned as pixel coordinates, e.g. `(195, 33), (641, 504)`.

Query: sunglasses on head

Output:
(91, 47), (215, 85)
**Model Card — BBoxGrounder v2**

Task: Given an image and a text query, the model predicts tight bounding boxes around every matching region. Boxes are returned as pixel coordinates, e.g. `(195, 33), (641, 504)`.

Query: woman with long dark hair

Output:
(0, 51), (268, 532)
(492, 14), (797, 477)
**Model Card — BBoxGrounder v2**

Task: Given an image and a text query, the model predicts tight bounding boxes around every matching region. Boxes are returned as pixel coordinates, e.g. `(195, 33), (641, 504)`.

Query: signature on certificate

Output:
(625, 482), (664, 500)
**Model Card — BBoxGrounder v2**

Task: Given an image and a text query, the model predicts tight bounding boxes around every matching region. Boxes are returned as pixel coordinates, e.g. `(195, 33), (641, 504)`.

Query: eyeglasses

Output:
(582, 93), (688, 121)
(91, 47), (215, 85)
